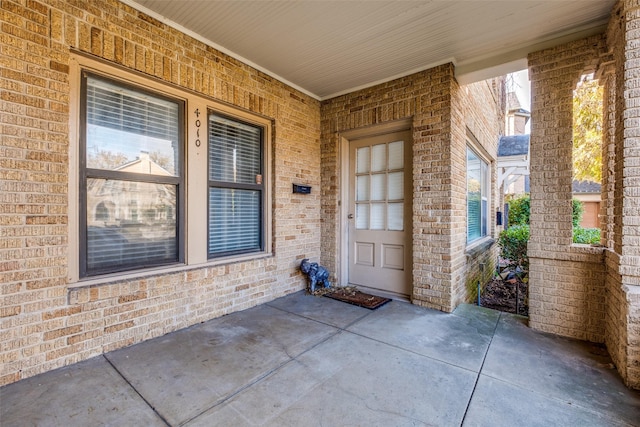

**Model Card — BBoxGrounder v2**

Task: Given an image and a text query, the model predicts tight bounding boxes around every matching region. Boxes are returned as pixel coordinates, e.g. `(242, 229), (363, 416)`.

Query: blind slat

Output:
(467, 147), (488, 242)
(208, 115), (262, 185)
(208, 188), (260, 256)
(86, 178), (178, 271)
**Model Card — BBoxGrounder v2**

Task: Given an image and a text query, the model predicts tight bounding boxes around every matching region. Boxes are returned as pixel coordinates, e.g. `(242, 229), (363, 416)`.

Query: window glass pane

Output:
(371, 144), (386, 172)
(356, 204), (369, 230)
(86, 77), (179, 176)
(86, 179), (177, 271)
(371, 174), (386, 201)
(209, 115), (261, 184)
(388, 171), (404, 200)
(388, 140), (403, 170)
(481, 161), (489, 195)
(482, 199), (488, 237)
(467, 147), (484, 242)
(209, 188), (261, 256)
(388, 203), (404, 231)
(371, 203), (385, 230)
(356, 147), (370, 173)
(356, 175), (369, 201)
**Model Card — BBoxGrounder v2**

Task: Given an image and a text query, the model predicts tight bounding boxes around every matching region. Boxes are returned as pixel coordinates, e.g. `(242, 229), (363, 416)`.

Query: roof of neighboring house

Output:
(498, 134), (529, 157)
(116, 152), (173, 176)
(572, 180), (601, 193)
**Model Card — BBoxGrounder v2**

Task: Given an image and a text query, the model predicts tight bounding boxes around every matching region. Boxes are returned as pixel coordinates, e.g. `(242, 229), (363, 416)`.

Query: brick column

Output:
(527, 35), (608, 343)
(608, 0), (640, 389)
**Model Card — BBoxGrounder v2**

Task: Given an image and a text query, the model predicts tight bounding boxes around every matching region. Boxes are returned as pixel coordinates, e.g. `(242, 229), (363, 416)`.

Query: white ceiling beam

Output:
(455, 22), (609, 85)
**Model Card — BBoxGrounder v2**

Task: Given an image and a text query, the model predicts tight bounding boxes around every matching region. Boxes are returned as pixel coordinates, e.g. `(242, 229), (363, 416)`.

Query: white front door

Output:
(348, 131), (411, 297)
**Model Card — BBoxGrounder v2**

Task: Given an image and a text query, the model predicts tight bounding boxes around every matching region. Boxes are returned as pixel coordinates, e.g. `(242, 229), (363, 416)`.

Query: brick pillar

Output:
(608, 0), (640, 389)
(527, 35), (608, 343)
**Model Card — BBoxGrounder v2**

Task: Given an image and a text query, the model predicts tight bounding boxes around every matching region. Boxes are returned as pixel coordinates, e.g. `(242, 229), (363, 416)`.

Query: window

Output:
(467, 147), (489, 243)
(80, 73), (184, 276)
(208, 114), (264, 258)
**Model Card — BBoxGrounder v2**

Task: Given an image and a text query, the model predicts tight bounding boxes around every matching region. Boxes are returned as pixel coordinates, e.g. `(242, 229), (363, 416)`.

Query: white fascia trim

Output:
(121, 0), (320, 100)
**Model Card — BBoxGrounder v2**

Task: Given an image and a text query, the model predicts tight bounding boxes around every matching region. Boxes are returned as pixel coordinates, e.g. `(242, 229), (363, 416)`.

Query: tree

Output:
(149, 151), (172, 172)
(573, 77), (603, 183)
(88, 150), (128, 170)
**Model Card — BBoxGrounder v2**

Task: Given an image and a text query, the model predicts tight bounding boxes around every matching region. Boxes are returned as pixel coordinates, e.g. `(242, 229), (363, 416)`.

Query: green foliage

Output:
(507, 195), (583, 228)
(573, 227), (601, 245)
(573, 78), (603, 183)
(498, 225), (529, 270)
(572, 199), (584, 228)
(507, 195), (530, 226)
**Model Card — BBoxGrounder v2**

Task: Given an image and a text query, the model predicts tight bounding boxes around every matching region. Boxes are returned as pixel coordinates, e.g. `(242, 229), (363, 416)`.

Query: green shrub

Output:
(498, 224), (530, 270)
(573, 227), (601, 245)
(572, 199), (584, 227)
(507, 195), (530, 226)
(507, 195), (585, 228)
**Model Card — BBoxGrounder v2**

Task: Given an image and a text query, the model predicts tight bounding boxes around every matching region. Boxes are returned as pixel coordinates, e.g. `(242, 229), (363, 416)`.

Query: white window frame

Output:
(68, 53), (272, 285)
(466, 144), (491, 245)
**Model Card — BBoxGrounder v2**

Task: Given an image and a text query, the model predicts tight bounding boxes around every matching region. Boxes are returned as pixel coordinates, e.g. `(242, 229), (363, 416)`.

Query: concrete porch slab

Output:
(192, 331), (477, 426)
(1, 291), (638, 426)
(346, 300), (500, 372)
(0, 356), (165, 426)
(266, 289), (370, 328)
(482, 313), (640, 426)
(463, 375), (632, 427)
(104, 303), (339, 426)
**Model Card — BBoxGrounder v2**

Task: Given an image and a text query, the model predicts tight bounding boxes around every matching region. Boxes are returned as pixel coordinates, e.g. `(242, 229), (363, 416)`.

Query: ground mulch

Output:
(481, 276), (528, 317)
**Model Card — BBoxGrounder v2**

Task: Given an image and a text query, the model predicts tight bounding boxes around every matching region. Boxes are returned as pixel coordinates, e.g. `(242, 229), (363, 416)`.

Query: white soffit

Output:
(125, 0), (616, 100)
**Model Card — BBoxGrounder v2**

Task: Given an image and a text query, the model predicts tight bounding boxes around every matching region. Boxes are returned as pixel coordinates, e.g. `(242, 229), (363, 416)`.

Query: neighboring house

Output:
(2, 0), (640, 391)
(497, 134), (530, 196)
(505, 92), (531, 136)
(498, 91), (530, 198)
(573, 180), (602, 228)
(498, 135), (602, 230)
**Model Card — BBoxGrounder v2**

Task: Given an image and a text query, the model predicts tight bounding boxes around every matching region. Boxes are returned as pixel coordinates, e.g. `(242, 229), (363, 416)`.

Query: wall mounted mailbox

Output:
(293, 184), (312, 194)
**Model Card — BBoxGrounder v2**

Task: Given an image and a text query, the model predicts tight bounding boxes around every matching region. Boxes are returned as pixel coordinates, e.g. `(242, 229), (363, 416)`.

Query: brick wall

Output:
(527, 1), (640, 389)
(320, 65), (503, 312)
(0, 0), (320, 386)
(527, 35), (608, 343)
(450, 79), (504, 308)
(602, 0), (640, 389)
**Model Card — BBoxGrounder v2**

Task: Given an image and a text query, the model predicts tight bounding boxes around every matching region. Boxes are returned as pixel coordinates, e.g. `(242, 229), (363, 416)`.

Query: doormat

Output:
(324, 288), (391, 310)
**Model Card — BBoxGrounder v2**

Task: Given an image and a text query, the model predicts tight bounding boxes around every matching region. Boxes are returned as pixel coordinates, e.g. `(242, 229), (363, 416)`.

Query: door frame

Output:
(337, 118), (413, 292)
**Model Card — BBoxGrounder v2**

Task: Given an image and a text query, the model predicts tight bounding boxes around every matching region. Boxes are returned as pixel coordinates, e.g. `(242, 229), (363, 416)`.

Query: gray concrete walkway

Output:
(1, 291), (639, 426)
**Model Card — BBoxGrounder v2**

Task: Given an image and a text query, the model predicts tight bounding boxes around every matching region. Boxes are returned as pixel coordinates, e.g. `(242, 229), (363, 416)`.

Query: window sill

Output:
(69, 252), (274, 291)
(465, 237), (495, 258)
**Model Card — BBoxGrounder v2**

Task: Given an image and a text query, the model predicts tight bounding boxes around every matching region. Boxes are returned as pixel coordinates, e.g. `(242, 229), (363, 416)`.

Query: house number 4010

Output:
(194, 108), (201, 147)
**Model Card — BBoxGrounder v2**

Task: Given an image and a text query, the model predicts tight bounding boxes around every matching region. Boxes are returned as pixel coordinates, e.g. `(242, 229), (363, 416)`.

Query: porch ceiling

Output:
(124, 0), (615, 100)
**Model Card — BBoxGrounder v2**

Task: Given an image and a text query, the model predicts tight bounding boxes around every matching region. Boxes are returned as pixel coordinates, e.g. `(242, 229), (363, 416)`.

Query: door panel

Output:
(348, 131), (411, 297)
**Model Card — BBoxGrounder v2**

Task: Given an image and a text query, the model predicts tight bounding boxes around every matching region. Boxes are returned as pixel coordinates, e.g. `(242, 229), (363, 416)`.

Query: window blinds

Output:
(87, 77), (179, 142)
(83, 75), (181, 275)
(208, 114), (263, 257)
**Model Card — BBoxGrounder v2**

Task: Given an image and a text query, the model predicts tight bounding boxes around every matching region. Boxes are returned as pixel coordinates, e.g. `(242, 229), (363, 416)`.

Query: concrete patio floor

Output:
(1, 291), (639, 426)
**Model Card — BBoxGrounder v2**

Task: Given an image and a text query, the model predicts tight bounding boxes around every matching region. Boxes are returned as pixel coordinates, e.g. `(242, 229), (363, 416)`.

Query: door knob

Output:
(348, 214), (354, 219)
